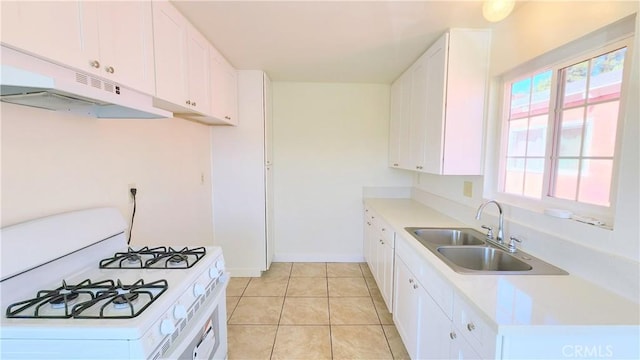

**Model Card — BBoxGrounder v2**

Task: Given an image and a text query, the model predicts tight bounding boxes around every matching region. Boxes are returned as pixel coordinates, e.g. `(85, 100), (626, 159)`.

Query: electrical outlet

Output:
(463, 181), (473, 198)
(128, 183), (136, 203)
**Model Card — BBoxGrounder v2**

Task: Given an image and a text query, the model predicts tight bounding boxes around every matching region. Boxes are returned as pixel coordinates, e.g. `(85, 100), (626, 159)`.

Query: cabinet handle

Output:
(366, 222), (371, 226)
(416, 166), (423, 170)
(379, 239), (384, 244)
(393, 163), (399, 167)
(381, 228), (386, 232)
(89, 60), (100, 69)
(105, 66), (115, 74)
(192, 102), (197, 106)
(225, 116), (231, 120)
(450, 331), (457, 340)
(412, 284), (418, 289)
(186, 100), (191, 105)
(467, 322), (476, 331)
(408, 279), (414, 284)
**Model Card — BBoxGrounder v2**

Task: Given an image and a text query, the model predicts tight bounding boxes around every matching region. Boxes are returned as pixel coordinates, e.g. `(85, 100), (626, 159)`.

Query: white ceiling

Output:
(172, 0), (507, 83)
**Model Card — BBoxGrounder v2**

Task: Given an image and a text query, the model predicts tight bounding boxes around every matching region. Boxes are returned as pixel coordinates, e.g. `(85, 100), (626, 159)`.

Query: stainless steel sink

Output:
(404, 227), (568, 275)
(406, 227), (486, 246)
(437, 247), (532, 272)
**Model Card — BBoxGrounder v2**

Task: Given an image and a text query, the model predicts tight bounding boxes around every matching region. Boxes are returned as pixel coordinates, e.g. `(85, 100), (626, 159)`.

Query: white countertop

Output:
(364, 198), (640, 332)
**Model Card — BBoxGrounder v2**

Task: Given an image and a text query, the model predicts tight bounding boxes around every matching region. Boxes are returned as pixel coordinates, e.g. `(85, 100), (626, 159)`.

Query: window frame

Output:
(494, 37), (634, 227)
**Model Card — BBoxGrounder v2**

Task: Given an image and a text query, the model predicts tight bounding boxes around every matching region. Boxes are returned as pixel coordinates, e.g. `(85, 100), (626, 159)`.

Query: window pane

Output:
(563, 60), (588, 108)
(507, 119), (528, 156)
(526, 115), (548, 157)
(531, 70), (552, 116)
(558, 108), (584, 156)
(588, 48), (626, 102)
(504, 158), (525, 195)
(523, 158), (544, 198)
(578, 159), (613, 206)
(510, 78), (531, 118)
(553, 159), (579, 200)
(582, 102), (619, 157)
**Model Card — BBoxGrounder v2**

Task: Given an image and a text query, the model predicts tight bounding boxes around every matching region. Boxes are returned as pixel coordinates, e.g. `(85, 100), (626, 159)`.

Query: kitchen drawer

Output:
(376, 217), (395, 248)
(366, 208), (395, 248)
(396, 234), (453, 318)
(453, 292), (497, 359)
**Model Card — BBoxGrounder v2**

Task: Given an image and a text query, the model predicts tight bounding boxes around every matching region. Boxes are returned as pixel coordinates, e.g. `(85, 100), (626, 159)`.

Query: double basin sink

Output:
(405, 227), (567, 275)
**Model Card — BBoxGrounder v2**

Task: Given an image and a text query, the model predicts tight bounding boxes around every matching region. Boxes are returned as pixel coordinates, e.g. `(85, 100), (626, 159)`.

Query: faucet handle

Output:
(508, 236), (522, 253)
(481, 225), (494, 239)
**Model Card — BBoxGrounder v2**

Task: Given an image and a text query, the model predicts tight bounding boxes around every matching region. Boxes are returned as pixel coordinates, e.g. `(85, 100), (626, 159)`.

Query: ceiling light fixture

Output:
(482, 0), (515, 23)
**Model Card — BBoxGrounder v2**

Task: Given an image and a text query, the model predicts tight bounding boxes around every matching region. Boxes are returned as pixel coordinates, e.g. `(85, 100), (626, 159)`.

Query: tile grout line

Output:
(270, 263), (293, 359)
(325, 262), (335, 360)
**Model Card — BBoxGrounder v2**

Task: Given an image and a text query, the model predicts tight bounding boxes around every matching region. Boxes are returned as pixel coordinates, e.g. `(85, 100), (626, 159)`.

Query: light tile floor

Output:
(226, 262), (410, 360)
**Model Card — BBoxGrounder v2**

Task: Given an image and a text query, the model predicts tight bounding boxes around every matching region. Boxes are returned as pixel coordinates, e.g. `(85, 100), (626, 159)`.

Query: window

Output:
(498, 39), (631, 219)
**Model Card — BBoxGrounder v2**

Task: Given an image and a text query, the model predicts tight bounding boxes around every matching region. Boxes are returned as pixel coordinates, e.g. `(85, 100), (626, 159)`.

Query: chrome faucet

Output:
(475, 200), (504, 244)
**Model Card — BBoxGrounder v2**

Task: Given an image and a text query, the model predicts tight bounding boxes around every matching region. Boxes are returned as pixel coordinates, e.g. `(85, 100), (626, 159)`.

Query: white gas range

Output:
(0, 207), (228, 359)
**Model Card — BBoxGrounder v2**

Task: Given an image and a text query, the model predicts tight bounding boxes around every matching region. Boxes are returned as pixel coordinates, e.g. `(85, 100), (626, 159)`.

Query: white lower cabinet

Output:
(394, 234), (495, 359)
(363, 207), (394, 312)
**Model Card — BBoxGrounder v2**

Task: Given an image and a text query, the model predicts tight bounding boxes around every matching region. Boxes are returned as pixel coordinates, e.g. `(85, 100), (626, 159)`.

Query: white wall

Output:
(272, 82), (413, 262)
(413, 1), (639, 300)
(1, 103), (214, 247)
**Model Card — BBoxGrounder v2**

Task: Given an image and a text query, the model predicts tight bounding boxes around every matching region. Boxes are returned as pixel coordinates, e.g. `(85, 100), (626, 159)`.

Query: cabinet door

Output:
(409, 54), (429, 171)
(185, 28), (210, 113)
(1, 1), (91, 71)
(152, 1), (188, 105)
(450, 326), (483, 360)
(417, 290), (453, 359)
(421, 34), (448, 174)
(398, 72), (413, 169)
(380, 237), (394, 312)
(96, 1), (155, 95)
(363, 211), (374, 265)
(388, 78), (402, 168)
(210, 46), (239, 124)
(393, 256), (420, 359)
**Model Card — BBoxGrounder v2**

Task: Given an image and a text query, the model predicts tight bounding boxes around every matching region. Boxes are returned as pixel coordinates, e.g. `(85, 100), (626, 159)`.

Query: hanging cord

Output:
(128, 188), (137, 245)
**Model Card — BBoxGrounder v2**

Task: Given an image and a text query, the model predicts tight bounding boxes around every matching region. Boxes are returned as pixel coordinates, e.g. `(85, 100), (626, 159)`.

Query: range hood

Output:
(0, 46), (172, 119)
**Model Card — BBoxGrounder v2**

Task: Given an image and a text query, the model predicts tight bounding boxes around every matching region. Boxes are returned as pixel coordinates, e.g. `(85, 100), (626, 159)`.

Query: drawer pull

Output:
(408, 279), (414, 284)
(449, 331), (457, 340)
(412, 284), (418, 289)
(467, 322), (476, 331)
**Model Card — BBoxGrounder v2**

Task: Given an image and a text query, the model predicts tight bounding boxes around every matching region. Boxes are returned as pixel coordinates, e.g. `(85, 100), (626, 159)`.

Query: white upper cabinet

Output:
(1, 1), (87, 71)
(209, 46), (239, 125)
(152, 0), (238, 125)
(388, 71), (413, 169)
(88, 2), (156, 95)
(390, 28), (491, 175)
(152, 1), (209, 114)
(1, 1), (155, 95)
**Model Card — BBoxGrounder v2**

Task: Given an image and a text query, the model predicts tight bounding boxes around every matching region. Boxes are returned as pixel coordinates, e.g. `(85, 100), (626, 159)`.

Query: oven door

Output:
(161, 275), (228, 360)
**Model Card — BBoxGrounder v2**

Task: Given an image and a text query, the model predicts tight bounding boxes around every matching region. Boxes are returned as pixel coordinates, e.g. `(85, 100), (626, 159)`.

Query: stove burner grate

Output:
(6, 278), (168, 319)
(99, 246), (206, 269)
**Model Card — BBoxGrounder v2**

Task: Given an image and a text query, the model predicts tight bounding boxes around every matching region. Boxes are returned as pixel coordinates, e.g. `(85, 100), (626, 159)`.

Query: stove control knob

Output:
(193, 283), (205, 297)
(174, 304), (187, 320)
(160, 318), (175, 335)
(209, 267), (220, 280)
(215, 260), (225, 272)
(220, 272), (230, 284)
